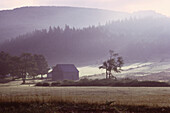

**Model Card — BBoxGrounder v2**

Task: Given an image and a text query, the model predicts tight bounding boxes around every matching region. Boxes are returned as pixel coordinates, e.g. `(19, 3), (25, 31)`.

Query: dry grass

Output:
(0, 86), (170, 107)
(0, 85), (170, 113)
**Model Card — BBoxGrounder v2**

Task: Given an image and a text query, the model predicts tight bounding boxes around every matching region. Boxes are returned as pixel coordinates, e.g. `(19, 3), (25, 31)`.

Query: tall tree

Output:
(0, 51), (11, 78)
(99, 50), (124, 79)
(34, 54), (48, 79)
(20, 53), (37, 84)
(9, 56), (21, 80)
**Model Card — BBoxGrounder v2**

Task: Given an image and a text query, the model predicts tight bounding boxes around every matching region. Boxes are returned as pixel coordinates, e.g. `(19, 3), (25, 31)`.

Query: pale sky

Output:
(0, 0), (170, 17)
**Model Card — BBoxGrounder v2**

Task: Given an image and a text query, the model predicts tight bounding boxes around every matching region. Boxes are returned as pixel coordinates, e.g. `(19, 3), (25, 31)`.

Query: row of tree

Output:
(0, 51), (49, 84)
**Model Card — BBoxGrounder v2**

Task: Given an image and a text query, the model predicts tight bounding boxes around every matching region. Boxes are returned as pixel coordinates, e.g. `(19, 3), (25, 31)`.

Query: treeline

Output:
(0, 25), (110, 66)
(0, 6), (126, 42)
(0, 51), (49, 84)
(1, 18), (170, 66)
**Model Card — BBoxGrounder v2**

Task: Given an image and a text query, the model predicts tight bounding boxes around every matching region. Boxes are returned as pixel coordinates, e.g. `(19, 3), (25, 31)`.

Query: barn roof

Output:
(55, 64), (79, 72)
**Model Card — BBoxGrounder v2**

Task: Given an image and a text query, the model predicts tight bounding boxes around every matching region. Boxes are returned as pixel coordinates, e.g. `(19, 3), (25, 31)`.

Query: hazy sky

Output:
(0, 0), (170, 16)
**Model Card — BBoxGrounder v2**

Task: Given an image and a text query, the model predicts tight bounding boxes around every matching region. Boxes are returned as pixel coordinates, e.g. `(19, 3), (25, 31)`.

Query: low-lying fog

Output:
(78, 60), (170, 81)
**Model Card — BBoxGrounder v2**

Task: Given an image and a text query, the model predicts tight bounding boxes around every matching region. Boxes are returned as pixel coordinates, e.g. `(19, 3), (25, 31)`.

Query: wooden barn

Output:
(52, 64), (79, 81)
(47, 71), (52, 78)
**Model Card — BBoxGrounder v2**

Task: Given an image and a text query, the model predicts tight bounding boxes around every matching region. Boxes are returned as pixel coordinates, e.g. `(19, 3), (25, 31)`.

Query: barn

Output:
(47, 71), (52, 78)
(52, 64), (79, 81)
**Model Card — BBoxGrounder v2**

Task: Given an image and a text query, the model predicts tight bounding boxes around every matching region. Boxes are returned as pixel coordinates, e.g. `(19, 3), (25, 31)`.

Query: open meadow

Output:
(0, 81), (170, 112)
(0, 85), (170, 107)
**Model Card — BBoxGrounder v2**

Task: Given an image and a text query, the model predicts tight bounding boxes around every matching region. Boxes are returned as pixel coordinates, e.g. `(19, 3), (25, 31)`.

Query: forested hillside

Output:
(0, 6), (129, 42)
(1, 17), (170, 66)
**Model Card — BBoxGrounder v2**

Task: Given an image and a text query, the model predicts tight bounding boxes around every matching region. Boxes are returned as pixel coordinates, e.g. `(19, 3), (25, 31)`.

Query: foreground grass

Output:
(0, 96), (170, 113)
(0, 86), (170, 107)
(0, 83), (170, 112)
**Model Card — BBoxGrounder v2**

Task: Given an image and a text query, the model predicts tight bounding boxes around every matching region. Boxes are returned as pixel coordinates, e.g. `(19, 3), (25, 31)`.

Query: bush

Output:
(51, 81), (61, 86)
(137, 81), (169, 87)
(42, 82), (50, 86)
(79, 78), (90, 82)
(0, 77), (13, 83)
(35, 82), (50, 86)
(35, 78), (170, 87)
(62, 80), (76, 86)
(35, 82), (43, 86)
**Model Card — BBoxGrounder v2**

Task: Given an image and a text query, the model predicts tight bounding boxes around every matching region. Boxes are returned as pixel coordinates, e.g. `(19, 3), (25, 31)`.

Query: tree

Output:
(20, 53), (37, 84)
(0, 51), (49, 82)
(34, 54), (48, 79)
(99, 50), (124, 79)
(0, 51), (11, 78)
(9, 56), (21, 80)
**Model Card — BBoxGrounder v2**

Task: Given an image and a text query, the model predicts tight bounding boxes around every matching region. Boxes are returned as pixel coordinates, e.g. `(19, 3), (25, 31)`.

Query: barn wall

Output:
(52, 64), (79, 81)
(52, 71), (63, 81)
(63, 72), (79, 80)
(47, 73), (52, 78)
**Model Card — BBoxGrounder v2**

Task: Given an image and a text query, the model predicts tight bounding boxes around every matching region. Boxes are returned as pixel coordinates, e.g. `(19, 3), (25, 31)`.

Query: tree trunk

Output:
(22, 78), (25, 84)
(12, 76), (15, 81)
(22, 74), (26, 84)
(108, 71), (111, 79)
(106, 70), (108, 79)
(41, 74), (43, 79)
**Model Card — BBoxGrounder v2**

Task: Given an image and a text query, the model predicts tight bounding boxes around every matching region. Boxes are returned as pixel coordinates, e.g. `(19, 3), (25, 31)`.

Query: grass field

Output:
(0, 79), (170, 113)
(0, 85), (170, 107)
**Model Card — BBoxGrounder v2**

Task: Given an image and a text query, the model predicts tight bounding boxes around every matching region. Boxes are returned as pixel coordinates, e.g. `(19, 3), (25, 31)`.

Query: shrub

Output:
(35, 78), (170, 87)
(137, 81), (169, 87)
(42, 82), (50, 86)
(35, 82), (50, 86)
(35, 82), (43, 86)
(79, 78), (90, 82)
(62, 80), (76, 86)
(0, 77), (12, 83)
(51, 81), (61, 86)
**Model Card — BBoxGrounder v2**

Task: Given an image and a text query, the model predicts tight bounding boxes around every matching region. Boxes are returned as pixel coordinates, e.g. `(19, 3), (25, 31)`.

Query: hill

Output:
(0, 6), (166, 42)
(0, 6), (130, 42)
(1, 17), (170, 66)
(0, 6), (170, 66)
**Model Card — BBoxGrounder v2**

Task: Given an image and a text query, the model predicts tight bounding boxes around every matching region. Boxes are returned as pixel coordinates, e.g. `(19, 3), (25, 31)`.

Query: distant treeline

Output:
(1, 18), (170, 66)
(0, 51), (48, 83)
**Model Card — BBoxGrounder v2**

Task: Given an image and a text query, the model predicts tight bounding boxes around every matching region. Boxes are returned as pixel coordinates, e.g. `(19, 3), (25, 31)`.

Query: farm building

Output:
(47, 71), (52, 78)
(52, 64), (79, 81)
